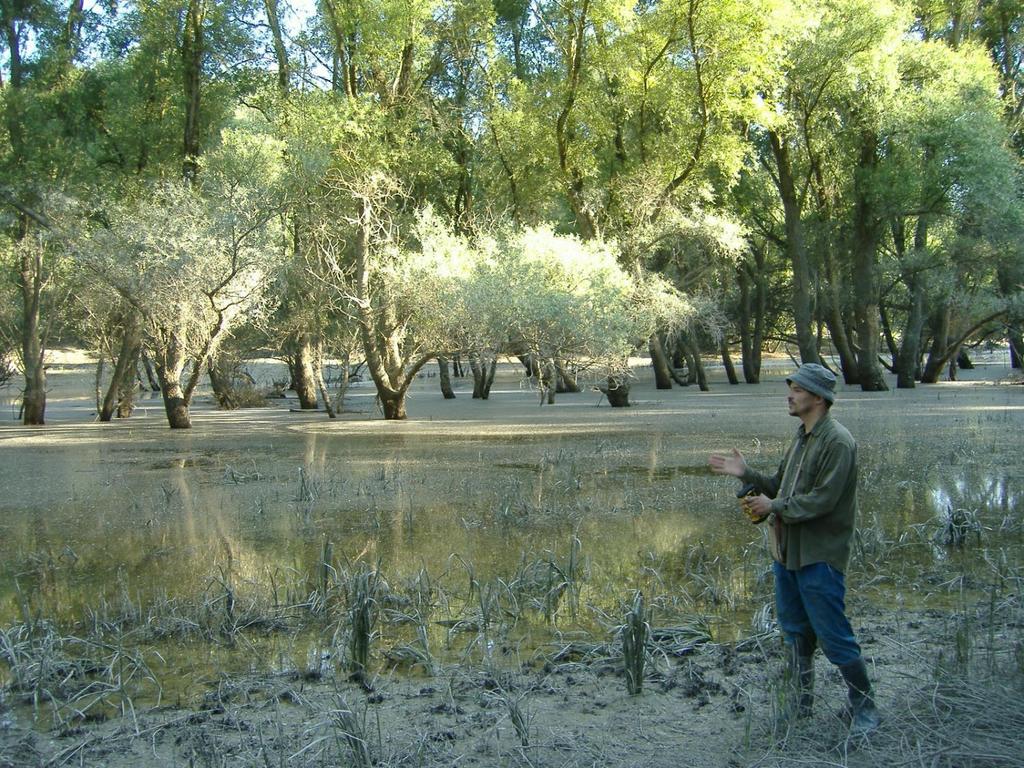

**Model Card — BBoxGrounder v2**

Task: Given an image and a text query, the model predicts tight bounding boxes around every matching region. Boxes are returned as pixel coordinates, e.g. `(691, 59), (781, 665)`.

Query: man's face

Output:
(787, 382), (822, 418)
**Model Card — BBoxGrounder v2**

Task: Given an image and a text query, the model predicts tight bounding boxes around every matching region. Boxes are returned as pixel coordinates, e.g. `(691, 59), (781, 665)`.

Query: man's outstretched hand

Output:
(708, 447), (747, 478)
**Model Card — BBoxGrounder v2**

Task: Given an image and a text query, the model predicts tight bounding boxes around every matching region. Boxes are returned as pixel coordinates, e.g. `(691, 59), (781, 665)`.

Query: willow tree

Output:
(76, 131), (285, 428)
(912, 0), (1024, 370)
(872, 40), (1018, 387)
(343, 182), (476, 420)
(494, 226), (692, 406)
(0, 0), (99, 424)
(481, 0), (777, 232)
(479, 0), (777, 394)
(744, 0), (916, 384)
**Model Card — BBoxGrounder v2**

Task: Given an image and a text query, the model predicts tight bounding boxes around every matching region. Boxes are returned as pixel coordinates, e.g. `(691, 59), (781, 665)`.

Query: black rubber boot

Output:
(838, 658), (881, 738)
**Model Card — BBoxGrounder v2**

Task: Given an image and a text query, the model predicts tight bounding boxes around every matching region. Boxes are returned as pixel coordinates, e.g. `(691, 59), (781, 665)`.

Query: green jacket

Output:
(741, 412), (858, 573)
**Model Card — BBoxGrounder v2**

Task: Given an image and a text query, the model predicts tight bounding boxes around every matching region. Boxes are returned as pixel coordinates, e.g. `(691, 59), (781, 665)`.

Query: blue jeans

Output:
(773, 561), (862, 666)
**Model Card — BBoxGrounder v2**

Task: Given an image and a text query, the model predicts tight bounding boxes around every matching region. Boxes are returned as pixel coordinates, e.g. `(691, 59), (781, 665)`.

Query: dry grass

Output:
(747, 667), (1024, 768)
(2, 602), (1022, 768)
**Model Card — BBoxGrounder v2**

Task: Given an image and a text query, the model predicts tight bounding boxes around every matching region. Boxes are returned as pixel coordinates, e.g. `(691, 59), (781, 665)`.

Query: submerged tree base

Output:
(602, 377), (631, 407)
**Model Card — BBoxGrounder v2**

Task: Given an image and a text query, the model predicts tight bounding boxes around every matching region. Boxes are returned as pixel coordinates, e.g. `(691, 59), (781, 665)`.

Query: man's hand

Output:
(708, 447), (748, 478)
(741, 493), (772, 521)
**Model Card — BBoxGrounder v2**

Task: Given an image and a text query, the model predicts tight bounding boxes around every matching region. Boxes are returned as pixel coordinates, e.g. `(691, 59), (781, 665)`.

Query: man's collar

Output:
(799, 411), (831, 438)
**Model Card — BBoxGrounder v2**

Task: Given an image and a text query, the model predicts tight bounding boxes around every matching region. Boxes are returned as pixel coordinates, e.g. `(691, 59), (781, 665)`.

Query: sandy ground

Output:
(1, 356), (1022, 767)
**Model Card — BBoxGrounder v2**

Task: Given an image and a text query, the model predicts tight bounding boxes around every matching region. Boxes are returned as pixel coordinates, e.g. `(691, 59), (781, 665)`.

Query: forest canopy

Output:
(1, 0), (1022, 426)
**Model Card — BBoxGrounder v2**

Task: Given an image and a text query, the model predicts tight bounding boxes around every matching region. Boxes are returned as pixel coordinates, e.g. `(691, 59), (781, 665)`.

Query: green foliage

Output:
(2, 0), (1022, 407)
(75, 177), (284, 361)
(488, 224), (693, 376)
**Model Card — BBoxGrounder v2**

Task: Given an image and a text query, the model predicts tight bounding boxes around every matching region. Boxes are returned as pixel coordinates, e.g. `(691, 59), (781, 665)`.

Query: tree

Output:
(874, 39), (1018, 386)
(494, 225), (693, 405)
(477, 0), (775, 398)
(747, 0), (912, 382)
(76, 132), (285, 428)
(1, 0), (96, 423)
(337, 179), (461, 420)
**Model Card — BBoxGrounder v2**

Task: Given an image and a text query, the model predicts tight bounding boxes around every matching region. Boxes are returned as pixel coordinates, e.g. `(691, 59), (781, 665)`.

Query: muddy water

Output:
(1, 363), (1022, 704)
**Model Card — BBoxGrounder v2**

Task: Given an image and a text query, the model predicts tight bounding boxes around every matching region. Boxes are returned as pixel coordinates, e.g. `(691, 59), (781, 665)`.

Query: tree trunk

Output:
(879, 302), (898, 365)
(956, 348), (974, 369)
(694, 355), (709, 391)
(921, 305), (951, 384)
(603, 376), (630, 407)
(680, 332), (709, 391)
(158, 383), (192, 428)
(18, 231), (46, 425)
(893, 199), (931, 389)
(997, 262), (1023, 369)
(541, 359), (556, 404)
(555, 359), (581, 393)
(649, 334), (673, 390)
(720, 339), (739, 385)
(116, 373), (137, 418)
(438, 357), (456, 399)
(94, 356), (104, 415)
(380, 392), (407, 420)
(100, 319), (142, 421)
(554, 0), (598, 241)
(769, 131), (820, 366)
(207, 354), (236, 409)
(483, 357), (496, 398)
(314, 347), (336, 418)
(469, 353), (497, 399)
(116, 394), (135, 418)
(737, 256), (764, 384)
(263, 0), (289, 92)
(333, 350), (351, 412)
(684, 346), (697, 385)
(155, 339), (192, 429)
(20, 356), (45, 423)
(181, 0), (205, 182)
(21, 335), (46, 425)
(291, 334), (320, 409)
(141, 350), (160, 391)
(849, 131), (888, 391)
(821, 249), (859, 384)
(895, 274), (927, 389)
(470, 354), (485, 398)
(518, 354), (540, 378)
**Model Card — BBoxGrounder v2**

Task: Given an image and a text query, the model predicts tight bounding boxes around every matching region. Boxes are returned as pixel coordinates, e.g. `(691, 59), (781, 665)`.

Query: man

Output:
(708, 363), (881, 738)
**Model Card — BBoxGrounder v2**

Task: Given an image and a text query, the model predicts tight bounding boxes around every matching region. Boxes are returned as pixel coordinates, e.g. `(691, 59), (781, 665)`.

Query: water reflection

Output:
(931, 471), (1019, 520)
(0, 389), (1021, 705)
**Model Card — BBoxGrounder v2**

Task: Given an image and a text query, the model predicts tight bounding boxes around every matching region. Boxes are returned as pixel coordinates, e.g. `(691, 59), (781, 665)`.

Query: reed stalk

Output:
(622, 590), (650, 695)
(331, 698), (372, 768)
(348, 568), (378, 677)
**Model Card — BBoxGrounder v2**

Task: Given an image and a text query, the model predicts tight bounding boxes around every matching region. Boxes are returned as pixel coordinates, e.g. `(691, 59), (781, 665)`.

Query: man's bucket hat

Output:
(786, 363), (836, 404)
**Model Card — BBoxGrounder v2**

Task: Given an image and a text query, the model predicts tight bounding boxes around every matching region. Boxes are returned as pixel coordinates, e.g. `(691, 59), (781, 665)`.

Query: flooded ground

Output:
(1, 355), (1022, 767)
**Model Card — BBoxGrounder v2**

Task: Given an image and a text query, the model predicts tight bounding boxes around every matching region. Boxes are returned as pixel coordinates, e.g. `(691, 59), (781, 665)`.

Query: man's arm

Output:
(710, 448), (784, 520)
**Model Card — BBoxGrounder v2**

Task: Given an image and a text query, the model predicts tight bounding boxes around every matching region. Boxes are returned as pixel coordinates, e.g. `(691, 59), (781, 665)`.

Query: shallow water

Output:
(1, 362), (1022, 709)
